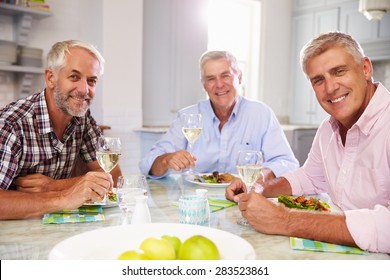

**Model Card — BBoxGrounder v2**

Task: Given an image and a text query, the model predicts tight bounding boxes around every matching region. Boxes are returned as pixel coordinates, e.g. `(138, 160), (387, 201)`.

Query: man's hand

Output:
(14, 174), (55, 193)
(150, 150), (197, 176)
(225, 177), (247, 202)
(59, 171), (114, 210)
(238, 191), (289, 235)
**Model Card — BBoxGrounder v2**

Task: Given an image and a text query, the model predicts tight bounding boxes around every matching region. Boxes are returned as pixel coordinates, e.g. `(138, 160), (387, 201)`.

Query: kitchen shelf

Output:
(0, 64), (44, 74)
(0, 3), (52, 19)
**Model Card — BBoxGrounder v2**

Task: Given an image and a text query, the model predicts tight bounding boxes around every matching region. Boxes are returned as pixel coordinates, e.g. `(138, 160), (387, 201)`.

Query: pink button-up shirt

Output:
(284, 82), (390, 253)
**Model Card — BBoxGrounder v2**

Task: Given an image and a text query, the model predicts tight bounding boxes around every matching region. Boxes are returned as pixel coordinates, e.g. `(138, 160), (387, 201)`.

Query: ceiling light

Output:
(359, 0), (390, 21)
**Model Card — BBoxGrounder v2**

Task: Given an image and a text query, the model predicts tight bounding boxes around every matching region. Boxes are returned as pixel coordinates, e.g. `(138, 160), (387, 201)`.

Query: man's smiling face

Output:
(202, 58), (242, 110)
(306, 46), (373, 128)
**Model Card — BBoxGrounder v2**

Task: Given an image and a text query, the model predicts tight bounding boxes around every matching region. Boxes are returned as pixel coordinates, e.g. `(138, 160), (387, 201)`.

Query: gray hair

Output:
(47, 40), (105, 76)
(300, 31), (365, 75)
(199, 50), (241, 81)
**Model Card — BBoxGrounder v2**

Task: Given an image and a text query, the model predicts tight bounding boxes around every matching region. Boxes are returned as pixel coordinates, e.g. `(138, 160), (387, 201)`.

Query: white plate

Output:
(186, 173), (236, 188)
(83, 200), (118, 208)
(48, 223), (256, 260)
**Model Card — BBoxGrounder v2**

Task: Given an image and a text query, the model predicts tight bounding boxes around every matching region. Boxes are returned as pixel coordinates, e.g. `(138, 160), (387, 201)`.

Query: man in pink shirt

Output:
(226, 31), (390, 254)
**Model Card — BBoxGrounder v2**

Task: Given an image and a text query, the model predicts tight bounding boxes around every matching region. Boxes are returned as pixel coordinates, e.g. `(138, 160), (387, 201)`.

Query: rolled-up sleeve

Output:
(345, 204), (390, 253)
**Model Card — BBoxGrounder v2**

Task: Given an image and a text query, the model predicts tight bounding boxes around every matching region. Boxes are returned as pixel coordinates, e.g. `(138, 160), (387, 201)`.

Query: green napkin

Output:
(42, 205), (104, 224)
(290, 237), (368, 255)
(207, 198), (237, 212)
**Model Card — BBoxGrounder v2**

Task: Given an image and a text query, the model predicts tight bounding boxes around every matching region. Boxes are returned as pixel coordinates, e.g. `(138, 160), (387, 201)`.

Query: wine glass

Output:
(116, 175), (148, 225)
(96, 136), (121, 203)
(236, 150), (264, 226)
(181, 113), (202, 178)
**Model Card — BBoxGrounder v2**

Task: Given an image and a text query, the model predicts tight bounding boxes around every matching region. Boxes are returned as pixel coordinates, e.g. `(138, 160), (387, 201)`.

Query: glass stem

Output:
(188, 143), (193, 172)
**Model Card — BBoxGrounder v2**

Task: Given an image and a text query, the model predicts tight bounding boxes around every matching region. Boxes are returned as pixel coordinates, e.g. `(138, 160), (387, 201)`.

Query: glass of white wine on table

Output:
(181, 113), (202, 179)
(236, 150), (264, 226)
(96, 136), (121, 203)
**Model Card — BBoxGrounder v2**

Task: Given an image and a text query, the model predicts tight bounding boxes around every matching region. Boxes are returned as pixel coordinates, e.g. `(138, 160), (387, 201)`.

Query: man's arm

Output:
(0, 171), (113, 220)
(240, 192), (356, 247)
(14, 160), (122, 192)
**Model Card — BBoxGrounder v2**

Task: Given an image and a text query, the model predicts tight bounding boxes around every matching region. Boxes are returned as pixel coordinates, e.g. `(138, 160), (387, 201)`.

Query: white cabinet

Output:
(142, 0), (208, 127)
(0, 3), (52, 103)
(339, 1), (390, 60)
(339, 1), (378, 43)
(290, 8), (337, 125)
(283, 125), (317, 166)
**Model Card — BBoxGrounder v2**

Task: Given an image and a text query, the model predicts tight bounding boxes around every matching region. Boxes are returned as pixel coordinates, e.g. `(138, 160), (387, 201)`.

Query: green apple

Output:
(178, 235), (220, 260)
(117, 249), (149, 260)
(139, 237), (176, 260)
(161, 235), (182, 258)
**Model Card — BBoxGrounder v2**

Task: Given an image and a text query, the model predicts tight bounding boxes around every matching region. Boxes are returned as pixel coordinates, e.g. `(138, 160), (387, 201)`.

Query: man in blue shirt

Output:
(139, 51), (299, 179)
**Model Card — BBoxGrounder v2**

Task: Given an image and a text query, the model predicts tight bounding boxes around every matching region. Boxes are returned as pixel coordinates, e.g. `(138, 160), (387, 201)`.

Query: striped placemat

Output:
(290, 237), (368, 255)
(42, 205), (104, 224)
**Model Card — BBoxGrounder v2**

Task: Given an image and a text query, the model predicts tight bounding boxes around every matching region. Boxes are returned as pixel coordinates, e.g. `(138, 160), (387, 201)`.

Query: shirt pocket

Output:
(350, 166), (388, 208)
(237, 143), (255, 151)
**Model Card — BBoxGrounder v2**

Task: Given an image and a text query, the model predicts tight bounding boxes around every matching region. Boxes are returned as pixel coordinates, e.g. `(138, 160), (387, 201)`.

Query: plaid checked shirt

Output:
(0, 90), (102, 190)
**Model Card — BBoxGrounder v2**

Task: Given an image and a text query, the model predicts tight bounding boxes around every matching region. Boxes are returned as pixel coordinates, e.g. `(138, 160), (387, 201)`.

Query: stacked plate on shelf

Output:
(17, 46), (43, 67)
(0, 40), (18, 65)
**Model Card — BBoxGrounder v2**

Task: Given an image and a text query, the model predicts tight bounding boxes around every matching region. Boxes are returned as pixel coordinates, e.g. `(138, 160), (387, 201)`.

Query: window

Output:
(207, 0), (261, 100)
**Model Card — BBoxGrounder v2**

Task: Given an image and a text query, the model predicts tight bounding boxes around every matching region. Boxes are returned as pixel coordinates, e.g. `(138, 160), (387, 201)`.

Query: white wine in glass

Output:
(181, 113), (202, 177)
(182, 127), (202, 145)
(236, 150), (264, 226)
(96, 136), (121, 202)
(96, 151), (120, 173)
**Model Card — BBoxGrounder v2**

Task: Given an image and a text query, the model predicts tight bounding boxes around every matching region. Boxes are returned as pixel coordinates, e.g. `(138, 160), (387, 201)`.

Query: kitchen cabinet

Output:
(142, 0), (208, 127)
(283, 125), (317, 166)
(339, 1), (390, 60)
(0, 3), (52, 102)
(290, 8), (337, 124)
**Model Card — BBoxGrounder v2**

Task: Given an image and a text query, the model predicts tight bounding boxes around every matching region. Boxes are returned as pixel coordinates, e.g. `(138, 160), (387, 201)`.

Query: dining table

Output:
(0, 174), (389, 260)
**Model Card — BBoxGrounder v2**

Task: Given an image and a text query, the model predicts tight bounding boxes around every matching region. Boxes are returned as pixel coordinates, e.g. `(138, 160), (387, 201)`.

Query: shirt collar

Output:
(329, 82), (390, 135)
(35, 90), (53, 135)
(209, 94), (242, 122)
(35, 89), (82, 136)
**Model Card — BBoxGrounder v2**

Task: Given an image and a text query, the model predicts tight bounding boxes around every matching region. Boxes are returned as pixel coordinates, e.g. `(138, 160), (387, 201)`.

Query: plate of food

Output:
(48, 223), (256, 260)
(277, 195), (331, 212)
(83, 191), (118, 208)
(186, 171), (236, 187)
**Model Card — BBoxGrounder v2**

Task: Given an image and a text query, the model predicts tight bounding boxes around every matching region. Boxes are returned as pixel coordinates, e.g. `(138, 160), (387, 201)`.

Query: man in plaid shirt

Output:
(0, 40), (121, 219)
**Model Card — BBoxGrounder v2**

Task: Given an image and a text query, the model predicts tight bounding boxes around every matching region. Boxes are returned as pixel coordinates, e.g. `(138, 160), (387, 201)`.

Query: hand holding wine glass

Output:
(236, 150), (264, 226)
(96, 136), (121, 202)
(181, 113), (202, 177)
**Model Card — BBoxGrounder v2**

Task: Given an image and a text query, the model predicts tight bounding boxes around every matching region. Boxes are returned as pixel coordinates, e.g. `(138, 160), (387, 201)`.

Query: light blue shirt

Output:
(139, 95), (299, 178)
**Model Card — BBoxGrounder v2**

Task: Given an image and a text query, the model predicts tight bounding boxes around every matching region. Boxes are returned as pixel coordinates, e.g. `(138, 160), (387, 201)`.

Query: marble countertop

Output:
(135, 124), (319, 134)
(0, 175), (388, 260)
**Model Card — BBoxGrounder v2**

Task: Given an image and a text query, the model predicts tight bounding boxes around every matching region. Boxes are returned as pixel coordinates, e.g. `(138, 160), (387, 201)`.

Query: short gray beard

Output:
(53, 85), (91, 117)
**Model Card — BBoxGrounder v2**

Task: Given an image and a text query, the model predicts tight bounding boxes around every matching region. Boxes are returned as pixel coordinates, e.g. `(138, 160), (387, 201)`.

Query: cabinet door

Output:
(311, 8), (338, 124)
(290, 8), (337, 125)
(340, 1), (378, 43)
(142, 0), (208, 127)
(290, 13), (314, 124)
(379, 12), (390, 40)
(293, 0), (326, 11)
